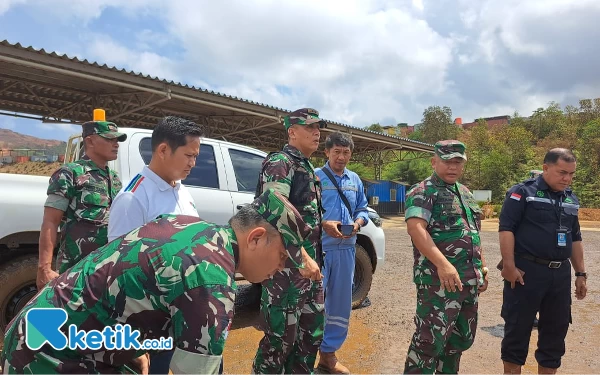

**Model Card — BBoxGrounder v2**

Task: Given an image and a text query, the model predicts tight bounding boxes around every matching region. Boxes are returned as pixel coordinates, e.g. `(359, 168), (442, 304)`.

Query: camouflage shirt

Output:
(45, 156), (122, 273)
(259, 144), (322, 264)
(404, 173), (484, 286)
(1, 214), (237, 374)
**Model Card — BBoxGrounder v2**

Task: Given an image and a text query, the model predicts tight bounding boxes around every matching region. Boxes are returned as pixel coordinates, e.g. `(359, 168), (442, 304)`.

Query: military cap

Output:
(282, 108), (328, 130)
(435, 140), (467, 161)
(82, 121), (127, 142)
(250, 188), (311, 268)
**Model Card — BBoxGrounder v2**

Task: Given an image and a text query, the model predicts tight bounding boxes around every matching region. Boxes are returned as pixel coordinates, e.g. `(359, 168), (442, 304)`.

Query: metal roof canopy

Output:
(0, 40), (434, 167)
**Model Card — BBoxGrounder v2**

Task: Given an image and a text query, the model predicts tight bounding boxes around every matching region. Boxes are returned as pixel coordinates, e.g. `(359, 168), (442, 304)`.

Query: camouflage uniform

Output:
(403, 140), (485, 374)
(1, 189), (309, 374)
(253, 108), (327, 374)
(45, 121), (126, 273)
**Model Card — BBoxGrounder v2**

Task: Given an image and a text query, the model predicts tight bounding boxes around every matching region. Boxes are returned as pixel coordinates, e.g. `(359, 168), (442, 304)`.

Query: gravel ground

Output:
(223, 219), (600, 374)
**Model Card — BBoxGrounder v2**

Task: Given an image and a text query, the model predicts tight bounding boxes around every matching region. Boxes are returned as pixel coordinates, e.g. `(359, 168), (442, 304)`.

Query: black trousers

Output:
(501, 256), (572, 369)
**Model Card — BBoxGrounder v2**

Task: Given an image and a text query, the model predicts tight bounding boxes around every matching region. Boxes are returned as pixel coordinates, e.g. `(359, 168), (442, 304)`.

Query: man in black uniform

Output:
(498, 148), (588, 374)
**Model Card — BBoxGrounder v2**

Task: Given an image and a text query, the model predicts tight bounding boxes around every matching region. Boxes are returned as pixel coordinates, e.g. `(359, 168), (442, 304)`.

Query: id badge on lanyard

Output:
(556, 228), (567, 247)
(552, 194), (568, 248)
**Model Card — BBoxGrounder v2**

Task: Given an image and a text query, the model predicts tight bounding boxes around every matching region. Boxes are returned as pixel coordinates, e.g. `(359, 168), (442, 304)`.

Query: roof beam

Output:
(0, 40), (435, 157)
(0, 53), (281, 121)
(111, 92), (172, 120)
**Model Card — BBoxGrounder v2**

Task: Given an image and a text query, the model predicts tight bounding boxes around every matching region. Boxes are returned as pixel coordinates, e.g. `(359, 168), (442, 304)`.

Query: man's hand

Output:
(298, 255), (323, 281)
(575, 277), (587, 300)
(478, 274), (489, 293)
(36, 267), (59, 290)
(438, 261), (463, 292)
(322, 220), (343, 238)
(129, 352), (150, 374)
(501, 265), (525, 289)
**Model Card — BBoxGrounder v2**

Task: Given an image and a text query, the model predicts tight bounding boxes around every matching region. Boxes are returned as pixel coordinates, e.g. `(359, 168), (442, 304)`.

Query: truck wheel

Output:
(352, 244), (373, 309)
(0, 254), (39, 346)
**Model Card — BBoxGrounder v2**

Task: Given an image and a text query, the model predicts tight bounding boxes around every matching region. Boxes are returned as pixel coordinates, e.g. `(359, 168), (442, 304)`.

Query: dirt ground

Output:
(223, 217), (600, 374)
(0, 161), (61, 176)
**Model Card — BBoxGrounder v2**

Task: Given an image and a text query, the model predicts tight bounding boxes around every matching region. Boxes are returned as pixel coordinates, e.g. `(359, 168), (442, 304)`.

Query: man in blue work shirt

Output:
(315, 131), (369, 374)
(498, 148), (587, 374)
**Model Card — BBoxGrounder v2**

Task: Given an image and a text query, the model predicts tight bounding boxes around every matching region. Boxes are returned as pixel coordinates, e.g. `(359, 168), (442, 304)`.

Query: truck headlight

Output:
(368, 210), (382, 227)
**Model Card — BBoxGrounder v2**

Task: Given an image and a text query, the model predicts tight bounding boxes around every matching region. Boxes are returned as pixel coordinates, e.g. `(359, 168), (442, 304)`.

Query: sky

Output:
(1, 0), (599, 142)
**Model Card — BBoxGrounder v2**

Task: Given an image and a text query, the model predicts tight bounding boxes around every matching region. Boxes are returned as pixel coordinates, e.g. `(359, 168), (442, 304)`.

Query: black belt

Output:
(517, 253), (568, 269)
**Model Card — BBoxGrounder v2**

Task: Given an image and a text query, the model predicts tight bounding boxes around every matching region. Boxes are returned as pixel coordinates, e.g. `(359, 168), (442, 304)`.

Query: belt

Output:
(517, 253), (568, 269)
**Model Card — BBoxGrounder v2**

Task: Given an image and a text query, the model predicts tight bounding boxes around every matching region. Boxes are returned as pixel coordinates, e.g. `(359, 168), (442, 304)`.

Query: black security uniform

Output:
(498, 175), (581, 369)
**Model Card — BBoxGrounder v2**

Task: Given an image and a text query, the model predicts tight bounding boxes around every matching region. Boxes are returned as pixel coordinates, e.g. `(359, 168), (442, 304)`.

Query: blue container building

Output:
(363, 179), (408, 216)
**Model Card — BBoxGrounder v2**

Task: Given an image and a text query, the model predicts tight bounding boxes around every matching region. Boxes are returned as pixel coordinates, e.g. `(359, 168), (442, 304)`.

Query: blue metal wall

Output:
(366, 180), (407, 202)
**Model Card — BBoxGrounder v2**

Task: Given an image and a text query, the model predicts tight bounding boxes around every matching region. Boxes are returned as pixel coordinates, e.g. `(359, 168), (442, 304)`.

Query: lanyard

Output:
(552, 194), (564, 228)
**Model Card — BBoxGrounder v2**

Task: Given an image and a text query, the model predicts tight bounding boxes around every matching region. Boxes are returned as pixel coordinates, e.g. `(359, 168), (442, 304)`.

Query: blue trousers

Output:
(320, 246), (355, 353)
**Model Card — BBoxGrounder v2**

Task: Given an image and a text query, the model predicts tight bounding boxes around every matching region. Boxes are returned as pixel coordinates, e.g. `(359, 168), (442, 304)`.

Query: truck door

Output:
(221, 145), (267, 214)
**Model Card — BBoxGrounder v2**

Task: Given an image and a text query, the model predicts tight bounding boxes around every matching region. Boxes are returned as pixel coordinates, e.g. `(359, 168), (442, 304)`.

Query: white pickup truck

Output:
(0, 127), (385, 339)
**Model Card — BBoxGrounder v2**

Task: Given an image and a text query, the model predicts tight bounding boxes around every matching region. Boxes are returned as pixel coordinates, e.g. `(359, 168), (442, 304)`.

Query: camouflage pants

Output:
(252, 268), (325, 374)
(404, 285), (479, 374)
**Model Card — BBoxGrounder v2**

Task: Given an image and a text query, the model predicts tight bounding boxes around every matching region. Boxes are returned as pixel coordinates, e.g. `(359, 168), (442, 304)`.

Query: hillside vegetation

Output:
(355, 98), (600, 208)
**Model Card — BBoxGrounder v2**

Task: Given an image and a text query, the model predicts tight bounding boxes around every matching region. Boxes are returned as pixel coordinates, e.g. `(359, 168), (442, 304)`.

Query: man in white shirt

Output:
(107, 116), (205, 374)
(108, 116), (203, 242)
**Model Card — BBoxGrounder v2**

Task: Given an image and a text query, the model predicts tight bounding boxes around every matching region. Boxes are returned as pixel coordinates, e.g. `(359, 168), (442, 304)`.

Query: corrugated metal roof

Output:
(0, 39), (435, 153)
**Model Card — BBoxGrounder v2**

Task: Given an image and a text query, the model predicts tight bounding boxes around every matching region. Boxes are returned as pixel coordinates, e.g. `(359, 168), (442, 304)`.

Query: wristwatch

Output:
(482, 266), (489, 276)
(575, 272), (587, 280)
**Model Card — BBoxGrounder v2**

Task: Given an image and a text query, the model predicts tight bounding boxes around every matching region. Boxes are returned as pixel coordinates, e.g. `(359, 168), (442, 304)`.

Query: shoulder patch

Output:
(267, 151), (291, 162)
(510, 192), (522, 201)
(124, 174), (144, 193)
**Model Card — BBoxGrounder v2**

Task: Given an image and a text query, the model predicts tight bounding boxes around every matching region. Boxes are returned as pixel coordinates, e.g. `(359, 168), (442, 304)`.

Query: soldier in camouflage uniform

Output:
(1, 189), (310, 375)
(252, 108), (327, 374)
(403, 140), (489, 374)
(36, 120), (126, 289)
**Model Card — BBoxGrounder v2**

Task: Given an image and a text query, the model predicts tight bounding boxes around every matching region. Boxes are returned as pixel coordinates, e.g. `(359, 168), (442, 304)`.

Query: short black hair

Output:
(151, 116), (205, 152)
(543, 148), (576, 164)
(325, 131), (354, 152)
(229, 205), (279, 240)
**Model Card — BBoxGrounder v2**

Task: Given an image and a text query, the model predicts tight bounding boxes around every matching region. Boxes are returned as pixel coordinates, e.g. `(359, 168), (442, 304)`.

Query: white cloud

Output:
(84, 35), (181, 82)
(463, 0), (600, 59)
(135, 29), (173, 50)
(158, 1), (454, 126)
(2, 0), (600, 129)
(0, 0), (26, 15)
(37, 122), (81, 137)
(411, 0), (424, 12)
(3, 0), (164, 23)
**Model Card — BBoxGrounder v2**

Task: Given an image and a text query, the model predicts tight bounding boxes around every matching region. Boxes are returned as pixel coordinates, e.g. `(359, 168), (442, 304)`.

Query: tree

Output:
(365, 123), (384, 133)
(571, 119), (600, 208)
(420, 105), (459, 143)
(347, 162), (375, 180)
(462, 119), (491, 189)
(407, 129), (424, 141)
(479, 148), (513, 201)
(494, 125), (535, 166)
(385, 158), (432, 187)
(351, 98), (600, 207)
